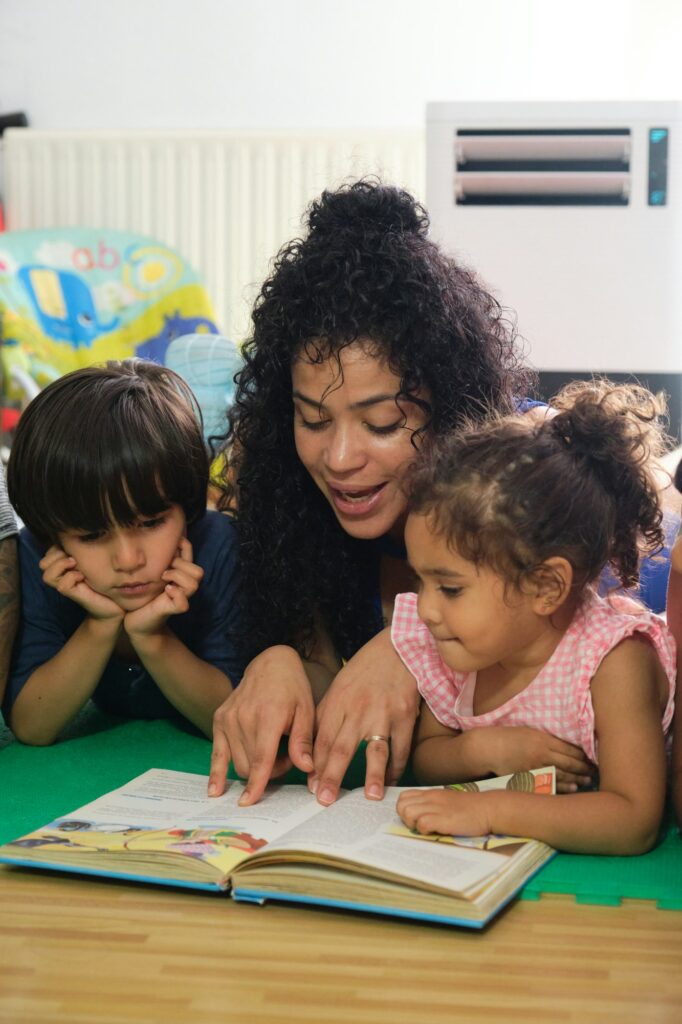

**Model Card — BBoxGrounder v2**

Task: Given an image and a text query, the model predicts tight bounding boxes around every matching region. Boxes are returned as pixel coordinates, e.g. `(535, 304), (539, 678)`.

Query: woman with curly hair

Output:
(207, 179), (594, 805)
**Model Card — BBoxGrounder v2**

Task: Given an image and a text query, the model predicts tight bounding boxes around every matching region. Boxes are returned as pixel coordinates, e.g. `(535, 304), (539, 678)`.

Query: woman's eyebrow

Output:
(292, 390), (398, 410)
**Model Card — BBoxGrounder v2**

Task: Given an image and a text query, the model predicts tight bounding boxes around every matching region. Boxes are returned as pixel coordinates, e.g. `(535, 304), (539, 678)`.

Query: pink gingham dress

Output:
(391, 588), (675, 764)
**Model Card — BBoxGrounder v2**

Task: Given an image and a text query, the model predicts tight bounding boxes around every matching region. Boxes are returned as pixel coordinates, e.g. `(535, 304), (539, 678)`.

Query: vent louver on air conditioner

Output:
(455, 128), (631, 205)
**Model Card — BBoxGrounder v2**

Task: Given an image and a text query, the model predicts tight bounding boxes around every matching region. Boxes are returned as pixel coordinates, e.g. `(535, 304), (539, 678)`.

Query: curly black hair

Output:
(410, 380), (667, 600)
(218, 179), (532, 662)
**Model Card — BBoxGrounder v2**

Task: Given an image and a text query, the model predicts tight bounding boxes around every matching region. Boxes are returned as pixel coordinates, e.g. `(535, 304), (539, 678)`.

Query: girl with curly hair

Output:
(395, 382), (675, 854)
(208, 178), (566, 804)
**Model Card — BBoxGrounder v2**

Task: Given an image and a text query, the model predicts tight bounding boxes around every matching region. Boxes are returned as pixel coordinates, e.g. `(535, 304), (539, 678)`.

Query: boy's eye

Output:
(76, 530), (106, 543)
(140, 516), (166, 529)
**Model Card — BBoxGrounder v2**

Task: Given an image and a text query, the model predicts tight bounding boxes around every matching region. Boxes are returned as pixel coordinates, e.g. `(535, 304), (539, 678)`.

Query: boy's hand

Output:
(474, 726), (595, 793)
(40, 546), (123, 622)
(124, 538), (203, 638)
(397, 787), (494, 838)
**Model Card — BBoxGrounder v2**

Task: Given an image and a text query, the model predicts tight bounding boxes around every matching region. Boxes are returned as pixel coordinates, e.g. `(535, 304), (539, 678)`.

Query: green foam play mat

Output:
(1, 709), (681, 910)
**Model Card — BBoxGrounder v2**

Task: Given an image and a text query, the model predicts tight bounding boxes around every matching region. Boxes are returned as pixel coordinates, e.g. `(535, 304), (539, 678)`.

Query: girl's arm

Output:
(412, 704), (594, 790)
(10, 615), (122, 745)
(398, 635), (668, 855)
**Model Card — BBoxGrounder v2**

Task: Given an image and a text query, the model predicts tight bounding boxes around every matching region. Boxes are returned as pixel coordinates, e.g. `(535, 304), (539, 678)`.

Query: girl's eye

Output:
(367, 420), (403, 436)
(440, 585), (463, 599)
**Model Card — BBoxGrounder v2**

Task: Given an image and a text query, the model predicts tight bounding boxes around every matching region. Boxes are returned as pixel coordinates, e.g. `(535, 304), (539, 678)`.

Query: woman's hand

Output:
(474, 726), (596, 793)
(208, 645), (315, 803)
(40, 546), (123, 623)
(310, 628), (420, 806)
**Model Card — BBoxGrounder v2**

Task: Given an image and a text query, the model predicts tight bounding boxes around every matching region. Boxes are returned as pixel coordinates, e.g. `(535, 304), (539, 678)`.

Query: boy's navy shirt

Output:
(4, 510), (244, 723)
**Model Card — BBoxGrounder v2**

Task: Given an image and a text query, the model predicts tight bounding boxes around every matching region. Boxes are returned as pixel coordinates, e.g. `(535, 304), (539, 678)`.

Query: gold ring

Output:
(366, 734), (390, 743)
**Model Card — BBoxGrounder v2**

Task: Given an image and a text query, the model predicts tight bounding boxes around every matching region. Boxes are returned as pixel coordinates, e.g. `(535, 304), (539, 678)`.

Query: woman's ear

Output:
(529, 557), (574, 616)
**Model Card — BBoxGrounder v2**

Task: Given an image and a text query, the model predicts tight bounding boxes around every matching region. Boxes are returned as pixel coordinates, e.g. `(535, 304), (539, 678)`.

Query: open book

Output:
(0, 767), (555, 929)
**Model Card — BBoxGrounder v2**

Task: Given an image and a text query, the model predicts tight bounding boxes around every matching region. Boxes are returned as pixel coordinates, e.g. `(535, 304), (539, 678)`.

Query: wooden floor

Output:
(1, 868), (681, 1023)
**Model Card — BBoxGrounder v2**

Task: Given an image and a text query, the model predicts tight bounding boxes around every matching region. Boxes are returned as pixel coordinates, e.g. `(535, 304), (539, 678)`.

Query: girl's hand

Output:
(397, 787), (494, 838)
(208, 645), (315, 803)
(40, 546), (123, 623)
(124, 538), (203, 638)
(476, 726), (595, 793)
(311, 628), (420, 806)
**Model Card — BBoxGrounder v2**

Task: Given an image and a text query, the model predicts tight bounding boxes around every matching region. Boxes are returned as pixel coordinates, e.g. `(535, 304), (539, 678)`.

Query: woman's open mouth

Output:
(328, 483), (386, 516)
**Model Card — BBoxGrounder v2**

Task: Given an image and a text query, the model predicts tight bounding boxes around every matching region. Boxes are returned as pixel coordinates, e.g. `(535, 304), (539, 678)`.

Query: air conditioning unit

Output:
(426, 101), (681, 429)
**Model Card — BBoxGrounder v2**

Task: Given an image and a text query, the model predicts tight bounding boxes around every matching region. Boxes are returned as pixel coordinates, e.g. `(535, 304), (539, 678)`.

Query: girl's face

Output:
(405, 512), (547, 675)
(292, 342), (429, 541)
(58, 504), (186, 610)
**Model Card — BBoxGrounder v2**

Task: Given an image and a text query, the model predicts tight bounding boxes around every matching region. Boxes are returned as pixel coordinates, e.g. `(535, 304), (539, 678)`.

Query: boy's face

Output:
(57, 505), (187, 610)
(404, 512), (545, 675)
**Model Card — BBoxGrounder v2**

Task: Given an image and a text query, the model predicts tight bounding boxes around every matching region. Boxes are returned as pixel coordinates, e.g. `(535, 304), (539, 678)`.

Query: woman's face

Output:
(291, 341), (429, 540)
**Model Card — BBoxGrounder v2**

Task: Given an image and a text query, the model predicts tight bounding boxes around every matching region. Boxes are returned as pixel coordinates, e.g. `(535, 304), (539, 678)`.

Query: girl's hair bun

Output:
(306, 178), (429, 240)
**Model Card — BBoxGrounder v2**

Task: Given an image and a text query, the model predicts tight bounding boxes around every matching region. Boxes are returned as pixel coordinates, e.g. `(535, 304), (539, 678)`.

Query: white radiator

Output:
(2, 130), (424, 341)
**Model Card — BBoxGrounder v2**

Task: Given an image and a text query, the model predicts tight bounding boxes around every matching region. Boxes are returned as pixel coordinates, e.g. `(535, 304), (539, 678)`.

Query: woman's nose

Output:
(323, 424), (366, 473)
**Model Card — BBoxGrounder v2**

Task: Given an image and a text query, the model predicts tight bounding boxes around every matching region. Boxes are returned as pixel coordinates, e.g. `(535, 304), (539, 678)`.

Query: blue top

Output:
(4, 510), (244, 722)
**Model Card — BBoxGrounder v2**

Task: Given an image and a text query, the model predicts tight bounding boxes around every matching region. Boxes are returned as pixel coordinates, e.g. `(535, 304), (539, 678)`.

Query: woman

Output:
(208, 180), (591, 805)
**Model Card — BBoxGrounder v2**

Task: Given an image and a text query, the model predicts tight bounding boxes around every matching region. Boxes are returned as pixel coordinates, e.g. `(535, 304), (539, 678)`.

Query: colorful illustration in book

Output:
(449, 770), (555, 796)
(6, 822), (268, 862)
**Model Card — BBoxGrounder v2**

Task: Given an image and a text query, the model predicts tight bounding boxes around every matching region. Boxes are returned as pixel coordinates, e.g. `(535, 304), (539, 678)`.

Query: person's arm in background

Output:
(0, 464), (19, 705)
(666, 515), (682, 829)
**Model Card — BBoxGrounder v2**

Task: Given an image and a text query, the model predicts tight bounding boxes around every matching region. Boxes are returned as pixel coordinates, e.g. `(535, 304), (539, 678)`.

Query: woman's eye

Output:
(299, 417), (330, 432)
(367, 420), (403, 435)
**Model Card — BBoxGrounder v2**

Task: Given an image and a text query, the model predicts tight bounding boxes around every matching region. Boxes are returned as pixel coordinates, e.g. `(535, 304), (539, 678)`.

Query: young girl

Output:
(393, 381), (676, 855)
(5, 360), (242, 745)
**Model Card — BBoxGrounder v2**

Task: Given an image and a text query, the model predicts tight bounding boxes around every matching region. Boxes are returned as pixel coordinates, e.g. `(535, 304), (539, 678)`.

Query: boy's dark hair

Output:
(8, 359), (209, 545)
(217, 179), (532, 661)
(409, 380), (668, 598)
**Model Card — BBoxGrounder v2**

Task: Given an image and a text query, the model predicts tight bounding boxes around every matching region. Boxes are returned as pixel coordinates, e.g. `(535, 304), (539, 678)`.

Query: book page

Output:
(249, 787), (512, 897)
(2, 770), (330, 878)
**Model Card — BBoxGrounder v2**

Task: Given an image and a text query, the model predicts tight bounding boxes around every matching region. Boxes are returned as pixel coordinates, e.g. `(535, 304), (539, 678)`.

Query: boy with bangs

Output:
(5, 360), (241, 745)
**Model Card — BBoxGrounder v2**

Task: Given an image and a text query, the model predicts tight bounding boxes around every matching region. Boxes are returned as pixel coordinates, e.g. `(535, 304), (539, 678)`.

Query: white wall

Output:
(1, 0), (681, 131)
